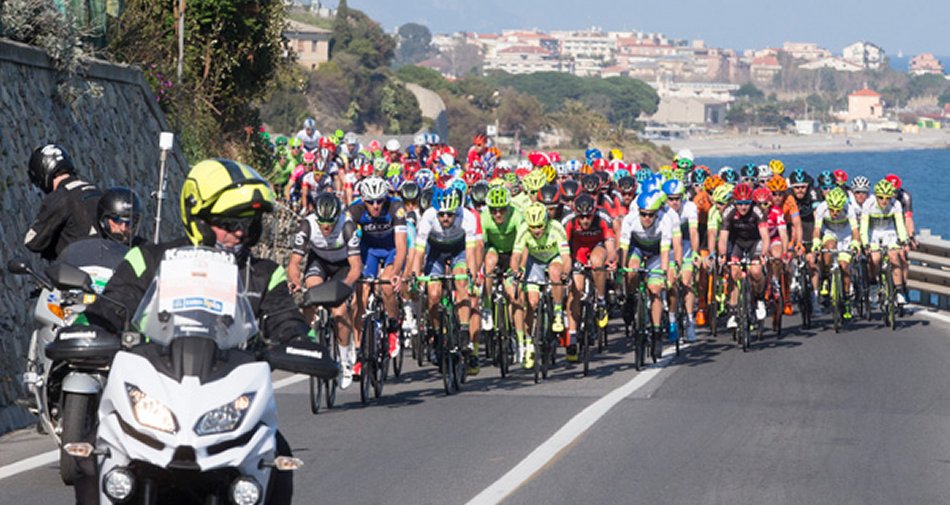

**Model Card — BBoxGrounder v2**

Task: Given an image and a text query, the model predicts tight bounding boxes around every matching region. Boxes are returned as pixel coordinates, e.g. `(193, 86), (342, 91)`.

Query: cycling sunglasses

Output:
(108, 215), (134, 226)
(639, 211), (657, 218)
(365, 198), (385, 206)
(735, 200), (752, 205)
(437, 211), (456, 218)
(209, 215), (258, 233)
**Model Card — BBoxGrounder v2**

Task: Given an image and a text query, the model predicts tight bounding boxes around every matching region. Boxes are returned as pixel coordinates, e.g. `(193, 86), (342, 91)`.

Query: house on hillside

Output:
(842, 41), (884, 70)
(649, 96), (729, 126)
(750, 55), (781, 84)
(909, 53), (944, 76)
(798, 57), (863, 72)
(838, 88), (884, 121)
(283, 19), (331, 70)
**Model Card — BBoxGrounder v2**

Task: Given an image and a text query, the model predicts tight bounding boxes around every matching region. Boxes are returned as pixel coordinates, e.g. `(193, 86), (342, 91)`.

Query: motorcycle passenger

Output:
(24, 144), (101, 261)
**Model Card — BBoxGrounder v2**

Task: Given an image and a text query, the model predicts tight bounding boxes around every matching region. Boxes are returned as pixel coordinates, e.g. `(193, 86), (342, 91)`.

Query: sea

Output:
(700, 148), (950, 240)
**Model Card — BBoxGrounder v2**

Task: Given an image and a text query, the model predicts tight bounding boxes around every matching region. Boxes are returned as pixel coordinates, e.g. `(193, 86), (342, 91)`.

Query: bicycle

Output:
(766, 256), (787, 336)
(792, 253), (813, 330)
(819, 248), (848, 333)
(522, 277), (566, 383)
(486, 267), (517, 378)
(574, 264), (609, 376)
(851, 248), (872, 321)
(416, 268), (470, 395)
(619, 267), (659, 370)
(726, 254), (762, 352)
(703, 256), (725, 338)
(874, 240), (900, 331)
(357, 278), (393, 404)
(299, 281), (353, 414)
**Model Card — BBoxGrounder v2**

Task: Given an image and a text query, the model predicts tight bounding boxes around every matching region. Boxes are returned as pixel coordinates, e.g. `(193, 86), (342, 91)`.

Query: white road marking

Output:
(0, 372), (311, 481)
(915, 308), (950, 325)
(466, 343), (690, 505)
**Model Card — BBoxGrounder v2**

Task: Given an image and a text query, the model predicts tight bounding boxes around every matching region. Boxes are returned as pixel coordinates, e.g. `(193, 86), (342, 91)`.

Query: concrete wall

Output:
(0, 39), (189, 435)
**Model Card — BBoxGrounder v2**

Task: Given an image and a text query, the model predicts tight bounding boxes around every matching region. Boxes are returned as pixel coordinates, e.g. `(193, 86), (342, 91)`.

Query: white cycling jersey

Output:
(814, 201), (859, 249)
(415, 207), (481, 252)
(619, 207), (677, 257)
(295, 128), (321, 152)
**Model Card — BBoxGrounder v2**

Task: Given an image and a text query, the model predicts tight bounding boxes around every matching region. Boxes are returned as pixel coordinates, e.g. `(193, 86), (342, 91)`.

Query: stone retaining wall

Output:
(0, 39), (189, 436)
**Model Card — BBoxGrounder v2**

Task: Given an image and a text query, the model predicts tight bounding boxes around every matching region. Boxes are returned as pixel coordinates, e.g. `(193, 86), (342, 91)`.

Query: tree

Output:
(939, 88), (950, 107)
(496, 89), (545, 142)
(395, 65), (449, 91)
(736, 83), (764, 101)
(395, 23), (433, 67)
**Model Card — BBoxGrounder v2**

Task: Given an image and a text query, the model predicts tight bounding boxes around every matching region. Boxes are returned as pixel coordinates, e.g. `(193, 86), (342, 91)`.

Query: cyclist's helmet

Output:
(560, 180), (580, 201)
(768, 159), (785, 175)
(884, 173), (902, 190)
(617, 176), (637, 195)
(420, 187), (436, 211)
(817, 170), (835, 189)
(580, 174), (600, 194)
(720, 167), (739, 184)
(538, 184), (560, 206)
(399, 181), (421, 202)
(434, 187), (463, 212)
(29, 144), (76, 193)
(97, 186), (143, 242)
(565, 159), (582, 176)
(713, 184), (733, 205)
(470, 180), (490, 206)
(826, 187), (848, 210)
(691, 168), (708, 187)
(573, 192), (596, 217)
(757, 164), (772, 182)
(637, 189), (666, 212)
(662, 179), (686, 197)
(486, 186), (511, 208)
(789, 168), (809, 186)
(635, 167), (653, 184)
(704, 174), (724, 192)
(676, 157), (694, 171)
(851, 176), (871, 193)
(523, 169), (547, 193)
(523, 202), (548, 228)
(874, 179), (896, 198)
(360, 176), (389, 201)
(732, 182), (754, 202)
(752, 187), (772, 204)
(833, 169), (848, 186)
(180, 159), (275, 248)
(740, 163), (758, 181)
(766, 174), (788, 193)
(414, 169), (435, 189)
(303, 118), (317, 130)
(540, 164), (557, 183)
(313, 192), (343, 223)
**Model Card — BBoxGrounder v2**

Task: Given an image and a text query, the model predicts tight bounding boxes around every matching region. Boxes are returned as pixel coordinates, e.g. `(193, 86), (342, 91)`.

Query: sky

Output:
(327, 0), (950, 57)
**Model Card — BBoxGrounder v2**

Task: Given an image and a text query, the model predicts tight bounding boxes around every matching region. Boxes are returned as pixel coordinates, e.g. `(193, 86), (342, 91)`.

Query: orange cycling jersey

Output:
(693, 190), (712, 223)
(781, 195), (800, 220)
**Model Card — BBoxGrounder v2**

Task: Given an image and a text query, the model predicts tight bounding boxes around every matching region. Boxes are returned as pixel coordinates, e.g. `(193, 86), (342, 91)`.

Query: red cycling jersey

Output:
(565, 214), (615, 265)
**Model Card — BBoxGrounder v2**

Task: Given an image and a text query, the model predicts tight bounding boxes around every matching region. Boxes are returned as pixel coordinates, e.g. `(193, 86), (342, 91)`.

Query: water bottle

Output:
(668, 312), (678, 342)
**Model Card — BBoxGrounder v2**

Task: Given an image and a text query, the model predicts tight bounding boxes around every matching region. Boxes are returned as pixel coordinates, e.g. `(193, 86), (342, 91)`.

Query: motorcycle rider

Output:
(24, 144), (101, 261)
(79, 159), (306, 504)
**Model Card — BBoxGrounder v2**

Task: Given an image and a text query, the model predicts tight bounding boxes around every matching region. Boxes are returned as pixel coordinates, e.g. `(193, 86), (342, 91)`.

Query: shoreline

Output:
(655, 130), (950, 158)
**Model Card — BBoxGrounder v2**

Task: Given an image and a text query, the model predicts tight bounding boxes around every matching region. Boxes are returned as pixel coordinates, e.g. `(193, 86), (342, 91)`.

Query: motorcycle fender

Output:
(62, 371), (104, 394)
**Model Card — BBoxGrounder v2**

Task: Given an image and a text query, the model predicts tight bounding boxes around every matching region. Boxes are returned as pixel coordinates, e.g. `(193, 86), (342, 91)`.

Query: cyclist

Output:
(860, 180), (908, 306)
(788, 168), (820, 305)
(812, 187), (860, 319)
(565, 193), (618, 360)
(411, 188), (481, 372)
(850, 176), (871, 218)
(24, 144), (101, 261)
(885, 174), (915, 295)
(511, 202), (571, 369)
(296, 117), (321, 153)
(481, 186), (527, 361)
(756, 186), (788, 311)
(288, 192), (362, 388)
(663, 179), (699, 341)
(619, 189), (680, 343)
(538, 183), (563, 221)
(398, 181), (423, 333)
(349, 176), (408, 365)
(717, 183), (770, 328)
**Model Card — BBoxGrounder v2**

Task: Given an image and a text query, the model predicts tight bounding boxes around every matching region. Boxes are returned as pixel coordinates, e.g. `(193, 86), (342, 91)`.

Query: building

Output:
(649, 96), (729, 126)
(783, 42), (831, 61)
(841, 88), (884, 121)
(283, 19), (331, 70)
(909, 53), (945, 75)
(750, 55), (781, 84)
(557, 30), (615, 60)
(798, 57), (864, 72)
(651, 80), (739, 102)
(842, 41), (884, 69)
(485, 45), (563, 74)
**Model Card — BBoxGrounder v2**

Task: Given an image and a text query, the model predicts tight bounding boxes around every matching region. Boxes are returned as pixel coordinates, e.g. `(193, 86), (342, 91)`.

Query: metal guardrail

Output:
(907, 229), (950, 310)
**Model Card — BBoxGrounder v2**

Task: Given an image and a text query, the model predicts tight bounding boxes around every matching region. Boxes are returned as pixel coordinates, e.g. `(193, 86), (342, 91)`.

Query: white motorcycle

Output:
(7, 239), (126, 485)
(60, 246), (341, 504)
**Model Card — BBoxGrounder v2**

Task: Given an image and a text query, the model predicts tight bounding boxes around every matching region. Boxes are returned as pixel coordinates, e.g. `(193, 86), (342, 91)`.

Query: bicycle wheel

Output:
(309, 376), (323, 414)
(360, 321), (373, 404)
(832, 267), (842, 333)
(798, 264), (812, 330)
(739, 280), (751, 352)
(710, 268), (721, 338)
(533, 305), (544, 383)
(883, 269), (897, 331)
(373, 320), (386, 399)
(541, 296), (551, 380)
(770, 270), (783, 336)
(325, 329), (339, 409)
(634, 290), (649, 370)
(496, 299), (510, 379)
(393, 324), (404, 378)
(439, 311), (454, 395)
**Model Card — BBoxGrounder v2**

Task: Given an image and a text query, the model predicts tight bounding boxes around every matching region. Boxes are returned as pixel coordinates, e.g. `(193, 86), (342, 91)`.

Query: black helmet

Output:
(560, 180), (579, 201)
(419, 187), (436, 211)
(97, 186), (143, 242)
(573, 192), (596, 217)
(313, 192), (343, 224)
(538, 184), (560, 205)
(580, 174), (600, 194)
(618, 176), (637, 194)
(29, 144), (76, 193)
(470, 180), (490, 206)
(399, 181), (421, 202)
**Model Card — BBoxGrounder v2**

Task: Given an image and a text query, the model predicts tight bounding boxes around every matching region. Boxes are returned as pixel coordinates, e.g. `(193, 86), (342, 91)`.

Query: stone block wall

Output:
(0, 39), (189, 435)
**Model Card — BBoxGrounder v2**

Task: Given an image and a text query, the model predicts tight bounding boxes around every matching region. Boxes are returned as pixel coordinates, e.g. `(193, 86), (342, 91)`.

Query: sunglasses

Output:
(639, 212), (656, 218)
(437, 211), (455, 218)
(108, 215), (134, 226)
(528, 224), (546, 231)
(667, 196), (682, 202)
(210, 215), (257, 233)
(317, 219), (337, 226)
(735, 200), (752, 205)
(489, 207), (508, 215)
(365, 199), (385, 206)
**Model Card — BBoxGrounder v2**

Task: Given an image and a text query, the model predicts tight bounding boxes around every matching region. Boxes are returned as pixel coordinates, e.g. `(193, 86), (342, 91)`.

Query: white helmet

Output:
(385, 139), (401, 152)
(757, 164), (771, 180)
(303, 118), (317, 130)
(675, 149), (694, 163)
(344, 132), (357, 145)
(497, 160), (511, 170)
(565, 159), (581, 174)
(439, 153), (456, 168)
(414, 133), (426, 146)
(360, 176), (389, 201)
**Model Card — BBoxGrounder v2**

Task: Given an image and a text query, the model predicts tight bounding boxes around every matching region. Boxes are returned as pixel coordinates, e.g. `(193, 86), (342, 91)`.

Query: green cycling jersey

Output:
(480, 206), (523, 254)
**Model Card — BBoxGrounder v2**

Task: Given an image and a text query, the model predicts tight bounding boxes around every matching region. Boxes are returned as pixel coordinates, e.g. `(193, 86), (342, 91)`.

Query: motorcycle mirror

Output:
(263, 339), (339, 380)
(45, 263), (94, 292)
(301, 281), (353, 308)
(6, 259), (31, 275)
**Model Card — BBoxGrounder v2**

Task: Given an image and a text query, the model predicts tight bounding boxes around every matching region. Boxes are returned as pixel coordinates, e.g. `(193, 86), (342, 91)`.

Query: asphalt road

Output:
(3, 308), (950, 505)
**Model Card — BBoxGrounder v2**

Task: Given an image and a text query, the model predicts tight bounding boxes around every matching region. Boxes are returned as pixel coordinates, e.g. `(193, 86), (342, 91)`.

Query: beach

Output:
(656, 129), (950, 157)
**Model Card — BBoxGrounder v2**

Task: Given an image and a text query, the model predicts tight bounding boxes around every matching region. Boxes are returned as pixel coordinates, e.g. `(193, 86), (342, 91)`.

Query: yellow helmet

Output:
(609, 148), (623, 161)
(180, 159), (275, 247)
(523, 201), (548, 228)
(540, 164), (557, 183)
(523, 169), (547, 193)
(768, 159), (785, 175)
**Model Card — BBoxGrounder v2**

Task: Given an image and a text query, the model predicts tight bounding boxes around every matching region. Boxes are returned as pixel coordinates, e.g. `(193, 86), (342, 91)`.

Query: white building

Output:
(842, 41), (884, 70)
(485, 45), (564, 74)
(799, 57), (864, 72)
(783, 42), (831, 61)
(555, 30), (616, 59)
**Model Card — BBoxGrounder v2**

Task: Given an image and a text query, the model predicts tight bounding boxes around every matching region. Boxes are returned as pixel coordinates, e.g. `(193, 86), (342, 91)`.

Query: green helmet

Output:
(275, 136), (288, 147)
(826, 187), (848, 210)
(713, 184), (733, 205)
(874, 179), (896, 198)
(386, 162), (402, 178)
(288, 137), (302, 148)
(523, 170), (547, 193)
(436, 188), (462, 213)
(486, 186), (511, 208)
(523, 202), (548, 227)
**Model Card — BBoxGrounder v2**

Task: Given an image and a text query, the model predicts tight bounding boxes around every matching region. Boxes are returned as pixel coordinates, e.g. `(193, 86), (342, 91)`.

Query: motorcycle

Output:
(7, 238), (126, 485)
(58, 246), (341, 504)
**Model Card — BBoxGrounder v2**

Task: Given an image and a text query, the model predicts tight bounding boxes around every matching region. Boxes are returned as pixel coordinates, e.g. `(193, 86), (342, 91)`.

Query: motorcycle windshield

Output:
(131, 246), (258, 350)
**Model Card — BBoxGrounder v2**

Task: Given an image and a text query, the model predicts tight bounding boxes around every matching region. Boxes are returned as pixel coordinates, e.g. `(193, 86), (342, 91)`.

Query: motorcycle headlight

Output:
(194, 393), (256, 436)
(126, 384), (178, 434)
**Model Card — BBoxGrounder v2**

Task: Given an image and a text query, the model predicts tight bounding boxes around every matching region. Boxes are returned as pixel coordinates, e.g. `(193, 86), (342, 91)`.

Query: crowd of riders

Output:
(254, 118), (918, 388)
